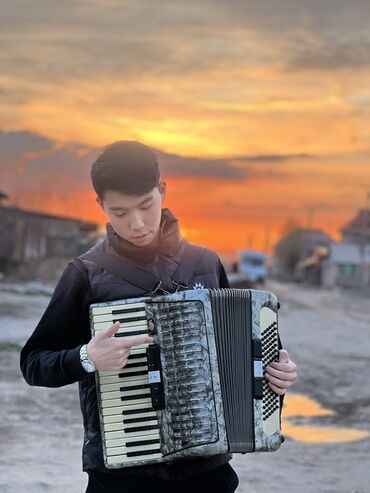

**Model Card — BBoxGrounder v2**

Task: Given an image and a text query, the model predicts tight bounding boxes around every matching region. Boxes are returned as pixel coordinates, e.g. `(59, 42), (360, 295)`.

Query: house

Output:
(341, 208), (370, 245)
(292, 206), (370, 290)
(0, 205), (98, 274)
(273, 228), (333, 280)
(322, 243), (370, 289)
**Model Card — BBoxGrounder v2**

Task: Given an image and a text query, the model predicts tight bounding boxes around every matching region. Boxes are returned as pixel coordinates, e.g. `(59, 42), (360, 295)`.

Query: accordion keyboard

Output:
(91, 302), (163, 466)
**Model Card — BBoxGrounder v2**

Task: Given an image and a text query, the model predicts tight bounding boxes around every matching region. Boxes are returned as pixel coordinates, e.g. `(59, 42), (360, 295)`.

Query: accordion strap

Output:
(75, 240), (205, 294)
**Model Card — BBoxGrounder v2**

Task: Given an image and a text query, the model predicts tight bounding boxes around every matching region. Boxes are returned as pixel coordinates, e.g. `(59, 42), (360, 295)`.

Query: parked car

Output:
(238, 250), (268, 284)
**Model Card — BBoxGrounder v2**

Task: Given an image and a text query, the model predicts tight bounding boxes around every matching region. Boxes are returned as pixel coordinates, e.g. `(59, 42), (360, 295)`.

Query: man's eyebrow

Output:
(109, 197), (153, 211)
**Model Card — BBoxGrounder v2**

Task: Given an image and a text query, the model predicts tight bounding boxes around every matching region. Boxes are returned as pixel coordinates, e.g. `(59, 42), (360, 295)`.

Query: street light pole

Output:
(360, 192), (370, 289)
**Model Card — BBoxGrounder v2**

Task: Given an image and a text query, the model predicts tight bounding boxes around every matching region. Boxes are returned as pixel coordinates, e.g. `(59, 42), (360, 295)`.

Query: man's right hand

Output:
(86, 322), (153, 371)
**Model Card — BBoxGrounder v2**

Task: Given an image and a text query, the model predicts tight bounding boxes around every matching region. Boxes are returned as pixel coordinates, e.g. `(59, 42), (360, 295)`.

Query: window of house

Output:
(338, 263), (357, 277)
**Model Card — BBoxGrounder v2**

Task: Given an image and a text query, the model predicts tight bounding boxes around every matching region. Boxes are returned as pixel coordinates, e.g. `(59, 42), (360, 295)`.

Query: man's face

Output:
(98, 184), (166, 247)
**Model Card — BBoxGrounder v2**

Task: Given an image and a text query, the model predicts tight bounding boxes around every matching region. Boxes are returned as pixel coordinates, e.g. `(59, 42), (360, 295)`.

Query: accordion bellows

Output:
(90, 288), (283, 469)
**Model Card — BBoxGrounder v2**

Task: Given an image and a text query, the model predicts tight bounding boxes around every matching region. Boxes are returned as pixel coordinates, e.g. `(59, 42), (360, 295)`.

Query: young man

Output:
(20, 141), (297, 493)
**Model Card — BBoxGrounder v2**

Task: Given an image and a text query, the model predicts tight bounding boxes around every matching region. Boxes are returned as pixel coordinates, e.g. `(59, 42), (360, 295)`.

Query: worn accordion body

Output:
(89, 288), (283, 469)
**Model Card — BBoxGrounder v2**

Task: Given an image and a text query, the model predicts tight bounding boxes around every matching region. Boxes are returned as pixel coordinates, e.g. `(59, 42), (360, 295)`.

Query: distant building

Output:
(322, 243), (370, 290)
(273, 228), (333, 280)
(0, 205), (98, 274)
(290, 207), (370, 290)
(341, 208), (370, 245)
(0, 190), (9, 205)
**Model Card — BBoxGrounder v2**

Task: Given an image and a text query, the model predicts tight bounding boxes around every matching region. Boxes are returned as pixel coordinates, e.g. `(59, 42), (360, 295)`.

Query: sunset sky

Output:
(1, 0), (370, 255)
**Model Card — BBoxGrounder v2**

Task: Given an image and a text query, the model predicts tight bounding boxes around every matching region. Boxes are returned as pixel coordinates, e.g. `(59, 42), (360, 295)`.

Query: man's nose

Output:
(129, 211), (145, 231)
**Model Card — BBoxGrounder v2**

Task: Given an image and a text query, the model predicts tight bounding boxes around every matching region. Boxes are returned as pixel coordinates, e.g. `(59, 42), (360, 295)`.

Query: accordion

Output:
(89, 288), (283, 469)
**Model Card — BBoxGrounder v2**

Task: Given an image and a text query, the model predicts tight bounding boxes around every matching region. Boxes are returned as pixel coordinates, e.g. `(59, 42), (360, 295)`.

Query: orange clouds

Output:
(2, 2), (370, 254)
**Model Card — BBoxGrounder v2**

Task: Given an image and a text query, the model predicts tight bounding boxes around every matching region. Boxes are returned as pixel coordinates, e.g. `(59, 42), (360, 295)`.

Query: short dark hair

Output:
(91, 141), (160, 199)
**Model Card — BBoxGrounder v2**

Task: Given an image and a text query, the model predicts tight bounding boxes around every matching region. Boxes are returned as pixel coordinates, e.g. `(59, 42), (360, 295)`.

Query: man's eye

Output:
(115, 212), (127, 217)
(141, 203), (153, 210)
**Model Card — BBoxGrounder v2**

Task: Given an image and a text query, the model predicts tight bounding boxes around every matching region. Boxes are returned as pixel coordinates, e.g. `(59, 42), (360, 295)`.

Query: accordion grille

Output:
(150, 301), (218, 454)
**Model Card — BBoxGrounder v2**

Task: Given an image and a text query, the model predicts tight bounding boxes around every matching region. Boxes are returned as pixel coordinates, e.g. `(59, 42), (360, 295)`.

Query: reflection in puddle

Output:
(282, 394), (369, 443)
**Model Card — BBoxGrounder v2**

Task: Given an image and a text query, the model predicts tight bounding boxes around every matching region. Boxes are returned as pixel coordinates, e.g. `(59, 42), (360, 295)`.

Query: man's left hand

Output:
(264, 349), (297, 395)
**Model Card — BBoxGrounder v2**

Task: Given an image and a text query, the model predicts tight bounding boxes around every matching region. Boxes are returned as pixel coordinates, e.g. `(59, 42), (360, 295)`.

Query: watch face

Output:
(82, 360), (95, 373)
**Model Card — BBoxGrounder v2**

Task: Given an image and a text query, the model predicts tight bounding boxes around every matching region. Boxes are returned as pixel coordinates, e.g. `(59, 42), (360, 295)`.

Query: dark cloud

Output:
(0, 131), (52, 158)
(2, 0), (370, 87)
(155, 148), (312, 179)
(0, 131), (314, 201)
(287, 38), (370, 71)
(0, 131), (99, 196)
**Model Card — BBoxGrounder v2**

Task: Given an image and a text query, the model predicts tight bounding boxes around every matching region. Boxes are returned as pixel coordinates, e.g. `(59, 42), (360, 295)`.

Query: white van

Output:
(238, 250), (268, 284)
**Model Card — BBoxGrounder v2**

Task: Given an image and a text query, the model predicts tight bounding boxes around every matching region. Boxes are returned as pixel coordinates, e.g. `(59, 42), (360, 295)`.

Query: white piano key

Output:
(99, 371), (148, 385)
(93, 321), (148, 332)
(91, 302), (146, 316)
(102, 396), (152, 410)
(101, 377), (149, 393)
(99, 361), (148, 379)
(102, 402), (156, 417)
(114, 418), (158, 431)
(106, 426), (159, 442)
(107, 443), (160, 456)
(107, 452), (162, 465)
(104, 415), (158, 431)
(93, 310), (147, 324)
(103, 408), (158, 427)
(106, 437), (161, 456)
(105, 429), (160, 443)
(101, 387), (150, 401)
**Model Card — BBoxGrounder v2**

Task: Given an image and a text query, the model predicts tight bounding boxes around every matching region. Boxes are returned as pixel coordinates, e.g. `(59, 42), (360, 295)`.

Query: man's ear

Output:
(159, 182), (166, 203)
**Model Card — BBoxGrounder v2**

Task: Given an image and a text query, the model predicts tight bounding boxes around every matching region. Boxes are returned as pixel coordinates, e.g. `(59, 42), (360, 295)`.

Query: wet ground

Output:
(0, 280), (369, 492)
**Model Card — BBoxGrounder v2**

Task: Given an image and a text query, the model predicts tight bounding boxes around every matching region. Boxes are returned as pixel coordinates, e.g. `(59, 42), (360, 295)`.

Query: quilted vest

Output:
(75, 237), (231, 481)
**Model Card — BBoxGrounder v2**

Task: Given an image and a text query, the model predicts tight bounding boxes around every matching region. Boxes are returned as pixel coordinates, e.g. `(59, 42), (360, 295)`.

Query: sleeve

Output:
(20, 261), (91, 388)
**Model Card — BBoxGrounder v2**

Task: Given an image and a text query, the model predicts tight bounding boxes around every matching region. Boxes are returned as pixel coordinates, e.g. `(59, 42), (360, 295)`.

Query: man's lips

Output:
(132, 232), (150, 240)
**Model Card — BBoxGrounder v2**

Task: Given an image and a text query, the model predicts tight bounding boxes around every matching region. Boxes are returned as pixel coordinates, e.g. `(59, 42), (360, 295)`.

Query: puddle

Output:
(282, 393), (370, 443)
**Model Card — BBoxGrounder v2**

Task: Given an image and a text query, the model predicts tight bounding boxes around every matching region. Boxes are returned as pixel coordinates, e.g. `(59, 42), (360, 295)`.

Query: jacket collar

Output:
(106, 208), (182, 263)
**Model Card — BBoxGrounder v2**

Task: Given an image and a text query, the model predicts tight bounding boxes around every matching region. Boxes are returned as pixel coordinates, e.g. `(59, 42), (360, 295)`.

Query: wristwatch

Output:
(80, 344), (96, 373)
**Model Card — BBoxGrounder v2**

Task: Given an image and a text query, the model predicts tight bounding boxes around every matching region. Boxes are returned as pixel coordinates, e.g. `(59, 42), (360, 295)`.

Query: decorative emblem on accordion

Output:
(89, 288), (283, 469)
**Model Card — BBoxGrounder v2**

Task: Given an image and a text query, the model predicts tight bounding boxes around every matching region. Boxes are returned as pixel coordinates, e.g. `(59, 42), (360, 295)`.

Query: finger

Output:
(118, 335), (154, 348)
(267, 381), (286, 396)
(269, 360), (297, 372)
(95, 321), (120, 340)
(265, 366), (296, 381)
(278, 349), (289, 364)
(265, 372), (294, 389)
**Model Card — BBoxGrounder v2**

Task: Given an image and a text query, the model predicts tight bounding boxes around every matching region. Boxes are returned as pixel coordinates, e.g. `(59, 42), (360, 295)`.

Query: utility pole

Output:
(307, 207), (315, 229)
(360, 192), (370, 289)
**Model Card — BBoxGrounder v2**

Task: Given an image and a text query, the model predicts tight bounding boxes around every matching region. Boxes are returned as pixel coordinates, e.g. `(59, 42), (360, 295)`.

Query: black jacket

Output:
(20, 209), (231, 481)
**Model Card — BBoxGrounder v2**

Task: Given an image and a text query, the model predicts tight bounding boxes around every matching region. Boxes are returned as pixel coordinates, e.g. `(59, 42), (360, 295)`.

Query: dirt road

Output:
(0, 280), (369, 493)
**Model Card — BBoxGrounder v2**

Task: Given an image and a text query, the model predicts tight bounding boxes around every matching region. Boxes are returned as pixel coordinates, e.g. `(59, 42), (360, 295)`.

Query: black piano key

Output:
(121, 393), (150, 401)
(123, 361), (148, 369)
(120, 384), (149, 392)
(122, 407), (153, 416)
(113, 315), (147, 323)
(126, 438), (160, 448)
(123, 416), (157, 424)
(124, 424), (159, 433)
(115, 330), (148, 337)
(126, 448), (161, 458)
(128, 352), (147, 359)
(118, 370), (148, 378)
(112, 307), (146, 315)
